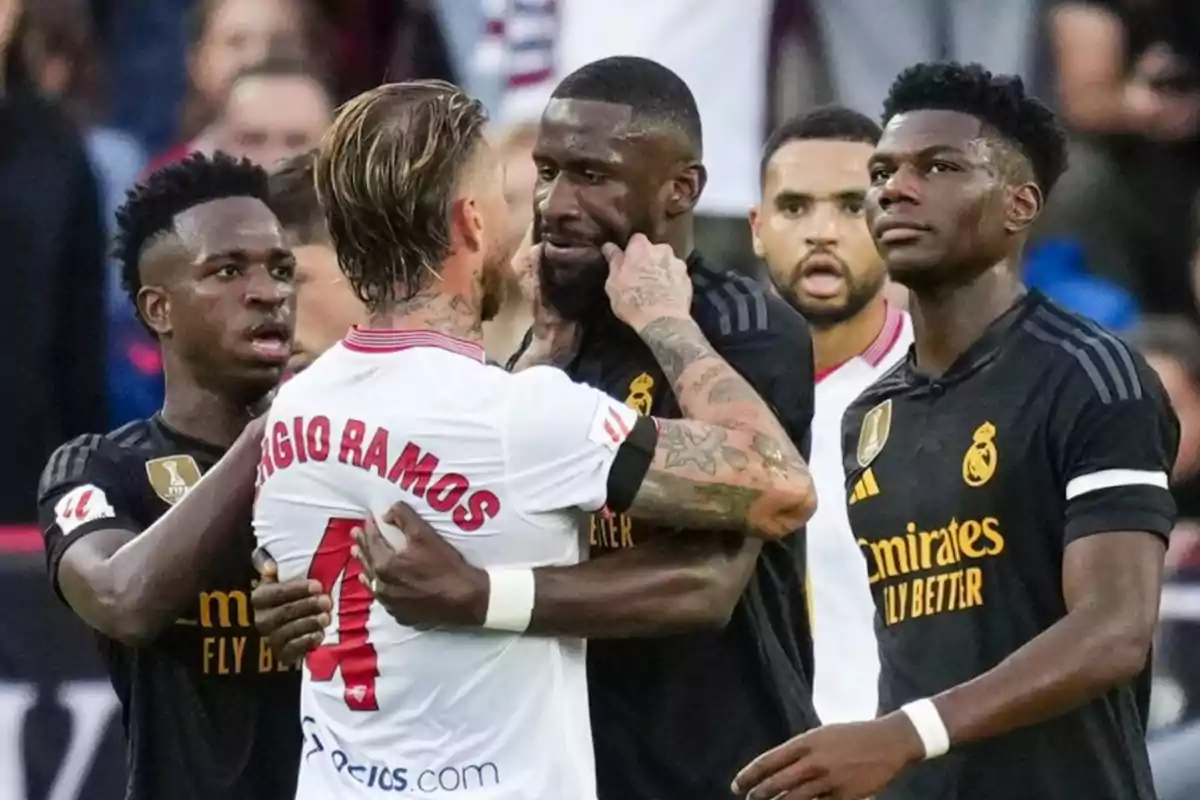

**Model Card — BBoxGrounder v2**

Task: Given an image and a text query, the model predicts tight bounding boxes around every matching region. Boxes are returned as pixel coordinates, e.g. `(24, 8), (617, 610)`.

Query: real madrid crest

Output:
(145, 455), (202, 505)
(856, 399), (892, 468)
(962, 422), (998, 487)
(625, 372), (655, 416)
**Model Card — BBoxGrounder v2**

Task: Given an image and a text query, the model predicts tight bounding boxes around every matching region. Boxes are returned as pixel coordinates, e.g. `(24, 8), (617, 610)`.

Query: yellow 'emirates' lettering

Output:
(589, 513), (636, 549)
(858, 517), (1005, 627)
(195, 589), (301, 675)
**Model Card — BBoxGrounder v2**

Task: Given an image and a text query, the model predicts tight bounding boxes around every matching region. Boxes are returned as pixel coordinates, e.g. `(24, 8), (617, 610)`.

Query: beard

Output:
(539, 249), (611, 323)
(775, 266), (885, 330)
(480, 251), (508, 322)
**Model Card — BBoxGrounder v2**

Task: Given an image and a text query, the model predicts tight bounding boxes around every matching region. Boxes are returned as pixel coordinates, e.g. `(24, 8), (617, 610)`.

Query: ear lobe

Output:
(748, 206), (765, 258)
(1005, 183), (1042, 234)
(138, 286), (172, 336)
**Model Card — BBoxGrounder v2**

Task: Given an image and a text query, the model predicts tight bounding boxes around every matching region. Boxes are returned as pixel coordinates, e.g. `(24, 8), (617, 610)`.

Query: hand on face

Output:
(511, 228), (581, 368)
(602, 234), (692, 332)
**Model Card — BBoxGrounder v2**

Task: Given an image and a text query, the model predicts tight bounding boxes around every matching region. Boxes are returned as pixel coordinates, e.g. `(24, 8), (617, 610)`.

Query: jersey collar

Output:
(902, 289), (1043, 386)
(342, 327), (487, 363)
(815, 301), (906, 383)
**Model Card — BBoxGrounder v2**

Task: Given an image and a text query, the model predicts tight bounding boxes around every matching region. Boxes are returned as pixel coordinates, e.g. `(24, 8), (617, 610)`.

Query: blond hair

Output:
(314, 80), (489, 311)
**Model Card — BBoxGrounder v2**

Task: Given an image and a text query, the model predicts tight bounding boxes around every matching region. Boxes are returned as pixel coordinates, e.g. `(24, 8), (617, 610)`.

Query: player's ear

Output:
(1004, 181), (1042, 235)
(666, 162), (705, 218)
(450, 196), (484, 253)
(138, 285), (172, 336)
(748, 205), (765, 258)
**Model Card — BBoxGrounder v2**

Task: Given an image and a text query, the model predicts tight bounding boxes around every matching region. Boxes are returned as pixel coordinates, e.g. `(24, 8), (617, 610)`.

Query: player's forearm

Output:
(523, 537), (760, 638)
(102, 427), (262, 641)
(927, 605), (1152, 747)
(638, 316), (791, 442)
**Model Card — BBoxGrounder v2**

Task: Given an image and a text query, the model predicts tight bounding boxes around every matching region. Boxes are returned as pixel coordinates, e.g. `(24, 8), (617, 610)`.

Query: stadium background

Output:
(1, 0), (1198, 797)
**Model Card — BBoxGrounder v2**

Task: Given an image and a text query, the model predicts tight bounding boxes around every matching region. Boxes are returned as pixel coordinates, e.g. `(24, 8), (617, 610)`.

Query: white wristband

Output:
(482, 568), (535, 632)
(900, 698), (951, 760)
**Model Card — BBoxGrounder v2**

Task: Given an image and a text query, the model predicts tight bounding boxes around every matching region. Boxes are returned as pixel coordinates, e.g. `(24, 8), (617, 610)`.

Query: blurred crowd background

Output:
(1, 0), (1200, 797)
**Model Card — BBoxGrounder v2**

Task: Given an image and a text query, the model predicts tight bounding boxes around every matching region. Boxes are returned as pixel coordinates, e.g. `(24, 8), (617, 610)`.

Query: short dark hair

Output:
(314, 80), (489, 312)
(1127, 315), (1200, 386)
(551, 56), (703, 155)
(268, 150), (328, 246)
(114, 151), (271, 320)
(760, 105), (881, 183)
(881, 62), (1067, 196)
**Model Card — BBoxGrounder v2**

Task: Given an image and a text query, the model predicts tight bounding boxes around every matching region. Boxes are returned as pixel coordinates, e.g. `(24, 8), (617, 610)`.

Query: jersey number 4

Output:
(306, 517), (380, 711)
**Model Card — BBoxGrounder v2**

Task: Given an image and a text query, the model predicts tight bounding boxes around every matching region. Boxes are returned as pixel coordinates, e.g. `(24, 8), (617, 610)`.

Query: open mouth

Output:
(797, 257), (845, 299)
(246, 322), (293, 364)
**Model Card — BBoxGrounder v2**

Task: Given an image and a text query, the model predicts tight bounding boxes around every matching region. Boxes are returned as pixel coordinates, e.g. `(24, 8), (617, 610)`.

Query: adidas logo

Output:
(849, 468), (881, 504)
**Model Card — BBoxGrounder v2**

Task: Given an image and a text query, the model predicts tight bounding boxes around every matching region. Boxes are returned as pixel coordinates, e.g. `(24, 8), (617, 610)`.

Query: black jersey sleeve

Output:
(37, 434), (142, 598)
(1049, 351), (1180, 545)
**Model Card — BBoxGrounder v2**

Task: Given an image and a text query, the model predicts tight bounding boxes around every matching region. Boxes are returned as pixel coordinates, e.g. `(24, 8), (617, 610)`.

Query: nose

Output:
(804, 202), (839, 248)
(537, 173), (582, 229)
(878, 164), (920, 211)
(245, 265), (293, 307)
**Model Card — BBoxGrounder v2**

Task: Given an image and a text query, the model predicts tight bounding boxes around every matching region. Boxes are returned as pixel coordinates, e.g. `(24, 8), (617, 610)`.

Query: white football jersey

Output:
(809, 304), (911, 723)
(254, 328), (641, 800)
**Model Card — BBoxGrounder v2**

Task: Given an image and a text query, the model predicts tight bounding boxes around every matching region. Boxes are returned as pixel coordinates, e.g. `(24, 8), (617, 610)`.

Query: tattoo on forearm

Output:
(640, 317), (716, 382)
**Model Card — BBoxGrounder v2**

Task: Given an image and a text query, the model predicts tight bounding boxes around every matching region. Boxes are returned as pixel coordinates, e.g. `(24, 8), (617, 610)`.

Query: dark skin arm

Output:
(348, 502), (763, 637)
(57, 419), (265, 647)
(732, 530), (1166, 800)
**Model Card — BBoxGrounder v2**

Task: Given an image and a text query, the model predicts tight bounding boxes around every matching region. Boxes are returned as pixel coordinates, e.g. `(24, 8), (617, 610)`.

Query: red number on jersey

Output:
(305, 517), (380, 711)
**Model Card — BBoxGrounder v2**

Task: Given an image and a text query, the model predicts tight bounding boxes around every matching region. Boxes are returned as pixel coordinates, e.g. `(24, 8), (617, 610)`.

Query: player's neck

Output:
(160, 371), (254, 449)
(908, 262), (1025, 377)
(368, 287), (483, 343)
(812, 293), (888, 375)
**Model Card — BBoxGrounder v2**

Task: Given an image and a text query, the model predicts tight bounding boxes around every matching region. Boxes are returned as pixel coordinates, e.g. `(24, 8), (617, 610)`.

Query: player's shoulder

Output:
(38, 419), (156, 498)
(844, 358), (910, 422)
(689, 255), (808, 345)
(1016, 294), (1159, 408)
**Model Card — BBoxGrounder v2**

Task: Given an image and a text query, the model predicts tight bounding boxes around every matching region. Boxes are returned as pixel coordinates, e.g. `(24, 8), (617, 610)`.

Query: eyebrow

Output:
(773, 189), (866, 204)
(869, 144), (967, 163)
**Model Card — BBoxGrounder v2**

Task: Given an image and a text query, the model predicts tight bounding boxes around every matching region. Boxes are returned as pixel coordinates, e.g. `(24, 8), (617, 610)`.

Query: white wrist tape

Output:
(482, 568), (535, 632)
(900, 698), (951, 760)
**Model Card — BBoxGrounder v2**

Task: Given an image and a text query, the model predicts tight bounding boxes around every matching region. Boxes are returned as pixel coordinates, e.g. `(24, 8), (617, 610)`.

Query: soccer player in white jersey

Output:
(750, 106), (914, 724)
(252, 80), (816, 800)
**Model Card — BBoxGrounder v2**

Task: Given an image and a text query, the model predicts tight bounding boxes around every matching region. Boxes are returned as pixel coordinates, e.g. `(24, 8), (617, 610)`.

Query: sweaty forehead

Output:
(172, 197), (283, 261)
(765, 139), (873, 197)
(536, 99), (637, 157)
(876, 109), (985, 156)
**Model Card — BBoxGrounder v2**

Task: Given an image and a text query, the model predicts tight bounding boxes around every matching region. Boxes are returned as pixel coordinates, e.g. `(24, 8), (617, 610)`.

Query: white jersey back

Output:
(809, 305), (911, 723)
(253, 328), (639, 800)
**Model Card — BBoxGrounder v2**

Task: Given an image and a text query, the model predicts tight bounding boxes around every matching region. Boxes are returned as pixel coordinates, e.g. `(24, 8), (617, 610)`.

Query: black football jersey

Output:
(37, 414), (301, 800)
(562, 252), (820, 799)
(842, 291), (1178, 800)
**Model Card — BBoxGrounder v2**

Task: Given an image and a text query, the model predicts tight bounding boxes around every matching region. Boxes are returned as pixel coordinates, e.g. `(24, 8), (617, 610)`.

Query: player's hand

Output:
(351, 502), (488, 628)
(511, 232), (580, 371)
(731, 713), (924, 799)
(602, 234), (692, 332)
(250, 547), (331, 666)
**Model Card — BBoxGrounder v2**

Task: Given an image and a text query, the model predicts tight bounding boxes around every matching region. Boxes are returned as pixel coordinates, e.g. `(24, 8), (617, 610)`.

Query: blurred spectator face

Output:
(497, 124), (538, 268)
(289, 242), (364, 373)
(191, 0), (306, 109)
(751, 138), (886, 327)
(217, 73), (331, 168)
(1146, 351), (1200, 480)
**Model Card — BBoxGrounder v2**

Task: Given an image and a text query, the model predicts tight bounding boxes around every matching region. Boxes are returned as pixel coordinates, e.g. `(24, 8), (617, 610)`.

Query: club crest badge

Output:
(145, 455), (202, 505)
(962, 421), (998, 487)
(625, 372), (655, 416)
(856, 399), (893, 468)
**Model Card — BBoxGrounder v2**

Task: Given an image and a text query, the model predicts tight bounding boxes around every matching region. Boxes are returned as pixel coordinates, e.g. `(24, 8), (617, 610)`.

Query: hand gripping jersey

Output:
(253, 328), (646, 800)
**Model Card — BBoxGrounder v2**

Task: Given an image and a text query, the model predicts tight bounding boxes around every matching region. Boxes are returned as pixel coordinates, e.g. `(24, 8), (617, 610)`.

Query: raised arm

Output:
(39, 419), (265, 646)
(605, 235), (815, 539)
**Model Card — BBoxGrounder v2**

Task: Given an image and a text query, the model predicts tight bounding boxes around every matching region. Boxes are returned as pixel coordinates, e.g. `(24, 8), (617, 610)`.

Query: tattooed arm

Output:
(604, 236), (815, 540)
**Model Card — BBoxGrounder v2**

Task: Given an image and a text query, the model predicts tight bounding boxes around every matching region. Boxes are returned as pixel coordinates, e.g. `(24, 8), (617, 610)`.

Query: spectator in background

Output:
(147, 0), (315, 171)
(266, 151), (365, 374)
(0, 0), (107, 522)
(1127, 316), (1200, 727)
(1046, 0), (1200, 316)
(213, 56), (333, 169)
(482, 121), (536, 363)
